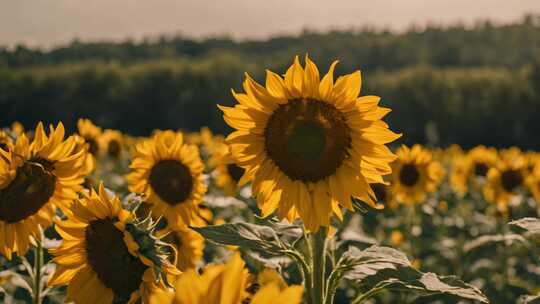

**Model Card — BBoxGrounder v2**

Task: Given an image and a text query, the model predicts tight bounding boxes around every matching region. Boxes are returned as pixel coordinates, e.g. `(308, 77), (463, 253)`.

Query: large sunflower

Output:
(127, 130), (207, 228)
(483, 148), (528, 212)
(0, 122), (87, 259)
(389, 145), (444, 205)
(219, 56), (401, 230)
(450, 145), (498, 197)
(150, 253), (303, 304)
(49, 184), (179, 304)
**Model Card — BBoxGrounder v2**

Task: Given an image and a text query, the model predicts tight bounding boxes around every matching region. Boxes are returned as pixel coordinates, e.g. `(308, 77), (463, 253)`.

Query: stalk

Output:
(311, 227), (328, 304)
(33, 241), (43, 304)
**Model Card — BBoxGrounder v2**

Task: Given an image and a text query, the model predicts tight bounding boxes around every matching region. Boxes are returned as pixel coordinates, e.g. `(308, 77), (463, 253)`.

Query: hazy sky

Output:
(1, 0), (540, 48)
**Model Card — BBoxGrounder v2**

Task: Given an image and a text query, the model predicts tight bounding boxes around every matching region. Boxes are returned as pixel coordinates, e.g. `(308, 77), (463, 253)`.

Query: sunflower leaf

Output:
(510, 218), (540, 234)
(341, 245), (488, 303)
(192, 222), (287, 254)
(463, 233), (528, 253)
(520, 293), (540, 304)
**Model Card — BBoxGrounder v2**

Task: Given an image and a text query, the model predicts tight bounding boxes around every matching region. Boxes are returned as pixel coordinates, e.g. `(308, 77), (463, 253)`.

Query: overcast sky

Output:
(1, 0), (540, 48)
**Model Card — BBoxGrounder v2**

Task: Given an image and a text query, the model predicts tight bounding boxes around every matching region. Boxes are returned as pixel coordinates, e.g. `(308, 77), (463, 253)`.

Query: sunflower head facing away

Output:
(483, 148), (528, 213)
(0, 122), (88, 259)
(49, 184), (180, 304)
(450, 145), (498, 197)
(127, 130), (207, 228)
(390, 145), (444, 205)
(219, 56), (401, 231)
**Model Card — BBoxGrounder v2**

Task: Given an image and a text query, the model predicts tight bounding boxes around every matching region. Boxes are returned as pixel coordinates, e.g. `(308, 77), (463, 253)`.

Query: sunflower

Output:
(483, 148), (528, 212)
(0, 130), (13, 152)
(0, 122), (87, 259)
(210, 143), (245, 196)
(149, 253), (303, 304)
(370, 182), (396, 208)
(98, 129), (125, 159)
(389, 145), (444, 205)
(450, 146), (498, 197)
(77, 118), (102, 156)
(49, 184), (180, 304)
(218, 56), (400, 231)
(127, 130), (207, 228)
(156, 225), (204, 271)
(527, 165), (540, 215)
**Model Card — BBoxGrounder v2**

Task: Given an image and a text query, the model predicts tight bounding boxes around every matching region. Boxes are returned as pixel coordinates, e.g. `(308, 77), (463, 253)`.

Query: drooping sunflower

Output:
(49, 184), (180, 304)
(98, 129), (125, 159)
(77, 118), (102, 156)
(127, 130), (207, 227)
(219, 56), (401, 231)
(483, 148), (528, 212)
(0, 122), (87, 259)
(149, 253), (303, 304)
(156, 225), (205, 271)
(389, 145), (444, 205)
(450, 145), (498, 197)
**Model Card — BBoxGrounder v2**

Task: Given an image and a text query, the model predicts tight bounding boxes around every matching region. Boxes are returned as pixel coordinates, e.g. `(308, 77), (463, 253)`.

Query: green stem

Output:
(311, 227), (328, 304)
(33, 241), (43, 304)
(286, 250), (313, 304)
(351, 285), (387, 304)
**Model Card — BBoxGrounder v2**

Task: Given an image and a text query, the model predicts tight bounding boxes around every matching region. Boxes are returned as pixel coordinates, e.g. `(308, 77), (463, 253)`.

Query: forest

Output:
(1, 14), (540, 149)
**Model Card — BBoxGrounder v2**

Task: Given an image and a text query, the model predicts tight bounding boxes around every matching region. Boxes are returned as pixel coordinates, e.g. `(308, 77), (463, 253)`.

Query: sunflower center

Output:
(86, 138), (98, 155)
(399, 164), (420, 186)
(85, 219), (146, 302)
(264, 99), (351, 182)
(149, 160), (193, 205)
(107, 140), (121, 158)
(474, 162), (489, 177)
(0, 160), (56, 223)
(226, 164), (245, 183)
(372, 183), (387, 202)
(501, 169), (523, 192)
(0, 143), (8, 151)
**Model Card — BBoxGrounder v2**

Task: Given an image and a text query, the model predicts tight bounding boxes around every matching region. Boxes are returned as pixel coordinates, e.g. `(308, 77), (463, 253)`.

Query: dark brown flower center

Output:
(501, 169), (523, 192)
(371, 183), (387, 202)
(0, 143), (9, 152)
(399, 163), (420, 186)
(107, 140), (121, 158)
(264, 99), (351, 182)
(86, 138), (99, 155)
(85, 218), (146, 302)
(0, 160), (56, 223)
(226, 164), (245, 183)
(474, 162), (489, 177)
(149, 160), (193, 205)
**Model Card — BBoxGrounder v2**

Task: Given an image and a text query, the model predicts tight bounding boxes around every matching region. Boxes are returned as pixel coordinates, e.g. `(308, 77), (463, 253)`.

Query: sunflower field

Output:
(1, 55), (540, 304)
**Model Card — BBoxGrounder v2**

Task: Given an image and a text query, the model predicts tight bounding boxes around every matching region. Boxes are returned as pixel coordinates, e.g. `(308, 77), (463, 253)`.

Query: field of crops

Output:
(1, 56), (540, 304)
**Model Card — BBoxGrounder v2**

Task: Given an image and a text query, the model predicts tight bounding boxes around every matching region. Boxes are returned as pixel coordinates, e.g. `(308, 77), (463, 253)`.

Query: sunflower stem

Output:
(33, 240), (43, 304)
(310, 227), (328, 304)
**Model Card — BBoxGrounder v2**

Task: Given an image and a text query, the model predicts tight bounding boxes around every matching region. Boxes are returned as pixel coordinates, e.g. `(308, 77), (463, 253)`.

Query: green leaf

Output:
(340, 245), (489, 303)
(192, 222), (287, 254)
(510, 218), (540, 234)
